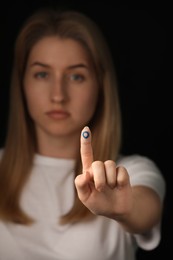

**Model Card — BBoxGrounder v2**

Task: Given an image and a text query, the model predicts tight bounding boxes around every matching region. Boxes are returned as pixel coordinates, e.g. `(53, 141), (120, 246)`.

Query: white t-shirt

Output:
(0, 152), (166, 260)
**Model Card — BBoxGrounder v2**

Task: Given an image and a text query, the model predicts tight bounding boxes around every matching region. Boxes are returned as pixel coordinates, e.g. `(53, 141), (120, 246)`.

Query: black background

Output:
(0, 1), (171, 259)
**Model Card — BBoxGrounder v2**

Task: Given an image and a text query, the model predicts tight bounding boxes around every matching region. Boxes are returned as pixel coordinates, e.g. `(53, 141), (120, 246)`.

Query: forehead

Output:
(28, 36), (91, 65)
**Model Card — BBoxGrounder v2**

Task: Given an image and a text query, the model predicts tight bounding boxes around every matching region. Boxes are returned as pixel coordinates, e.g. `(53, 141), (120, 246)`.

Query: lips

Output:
(46, 110), (70, 119)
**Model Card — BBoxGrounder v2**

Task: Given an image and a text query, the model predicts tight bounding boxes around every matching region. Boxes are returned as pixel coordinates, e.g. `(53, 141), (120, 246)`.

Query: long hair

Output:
(0, 7), (122, 224)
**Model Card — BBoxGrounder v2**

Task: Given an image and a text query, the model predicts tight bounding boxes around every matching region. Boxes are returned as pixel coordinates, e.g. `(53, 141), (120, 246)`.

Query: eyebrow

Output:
(30, 62), (89, 70)
(30, 62), (50, 68)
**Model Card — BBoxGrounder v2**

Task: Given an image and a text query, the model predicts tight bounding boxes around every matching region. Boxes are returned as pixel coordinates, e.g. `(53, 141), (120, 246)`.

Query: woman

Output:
(0, 7), (165, 260)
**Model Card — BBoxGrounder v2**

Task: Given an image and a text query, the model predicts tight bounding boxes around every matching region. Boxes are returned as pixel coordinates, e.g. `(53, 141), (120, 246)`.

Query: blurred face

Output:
(23, 36), (99, 140)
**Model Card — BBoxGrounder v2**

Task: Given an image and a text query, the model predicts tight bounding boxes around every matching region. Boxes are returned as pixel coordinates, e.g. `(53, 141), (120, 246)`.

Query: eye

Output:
(34, 71), (48, 79)
(68, 73), (84, 82)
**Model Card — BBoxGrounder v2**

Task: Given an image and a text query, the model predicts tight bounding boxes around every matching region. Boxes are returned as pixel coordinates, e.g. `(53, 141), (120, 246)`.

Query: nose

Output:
(50, 77), (67, 103)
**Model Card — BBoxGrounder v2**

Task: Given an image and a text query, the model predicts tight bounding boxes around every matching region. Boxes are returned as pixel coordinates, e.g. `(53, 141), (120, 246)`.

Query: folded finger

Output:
(104, 160), (117, 189)
(92, 161), (106, 192)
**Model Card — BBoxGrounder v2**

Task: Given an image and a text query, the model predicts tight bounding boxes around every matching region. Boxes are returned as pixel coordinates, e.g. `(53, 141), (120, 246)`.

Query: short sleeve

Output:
(117, 154), (166, 202)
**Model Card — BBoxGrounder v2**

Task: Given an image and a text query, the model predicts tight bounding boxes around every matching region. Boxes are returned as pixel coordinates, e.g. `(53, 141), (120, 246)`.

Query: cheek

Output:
(74, 89), (98, 120)
(23, 75), (47, 110)
(24, 88), (44, 118)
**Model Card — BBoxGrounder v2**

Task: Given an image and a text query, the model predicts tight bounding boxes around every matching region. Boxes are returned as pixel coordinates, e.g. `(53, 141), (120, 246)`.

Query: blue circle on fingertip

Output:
(82, 131), (90, 139)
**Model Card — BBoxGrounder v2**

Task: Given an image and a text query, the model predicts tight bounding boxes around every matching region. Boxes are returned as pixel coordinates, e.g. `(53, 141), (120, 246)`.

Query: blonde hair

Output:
(0, 7), (122, 224)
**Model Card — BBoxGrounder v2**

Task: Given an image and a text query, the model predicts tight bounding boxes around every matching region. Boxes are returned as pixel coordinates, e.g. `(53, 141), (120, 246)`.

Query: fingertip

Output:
(80, 126), (93, 170)
(81, 126), (91, 141)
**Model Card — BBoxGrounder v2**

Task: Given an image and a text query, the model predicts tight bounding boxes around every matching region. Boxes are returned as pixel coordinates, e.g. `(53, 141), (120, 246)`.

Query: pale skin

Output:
(24, 36), (99, 159)
(24, 36), (162, 235)
(76, 126), (162, 234)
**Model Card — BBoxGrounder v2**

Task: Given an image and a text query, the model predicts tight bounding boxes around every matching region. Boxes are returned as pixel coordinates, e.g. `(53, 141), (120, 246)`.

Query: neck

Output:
(36, 132), (80, 159)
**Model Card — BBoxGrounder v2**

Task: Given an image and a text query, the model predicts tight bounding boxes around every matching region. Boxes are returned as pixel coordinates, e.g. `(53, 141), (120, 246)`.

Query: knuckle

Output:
(92, 160), (103, 168)
(104, 160), (116, 168)
(96, 183), (106, 192)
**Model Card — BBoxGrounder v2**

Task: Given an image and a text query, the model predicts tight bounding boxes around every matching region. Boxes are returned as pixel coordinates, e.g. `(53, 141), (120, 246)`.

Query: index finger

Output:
(80, 126), (94, 172)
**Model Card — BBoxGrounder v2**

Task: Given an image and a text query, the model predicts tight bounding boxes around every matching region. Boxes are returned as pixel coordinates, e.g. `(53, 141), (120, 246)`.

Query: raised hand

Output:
(75, 126), (133, 219)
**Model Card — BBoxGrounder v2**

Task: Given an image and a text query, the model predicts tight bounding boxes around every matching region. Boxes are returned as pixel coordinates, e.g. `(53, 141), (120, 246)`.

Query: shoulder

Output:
(117, 153), (162, 176)
(117, 154), (159, 171)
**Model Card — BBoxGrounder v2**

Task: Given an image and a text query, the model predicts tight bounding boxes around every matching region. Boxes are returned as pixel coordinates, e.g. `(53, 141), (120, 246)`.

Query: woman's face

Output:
(23, 36), (99, 140)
